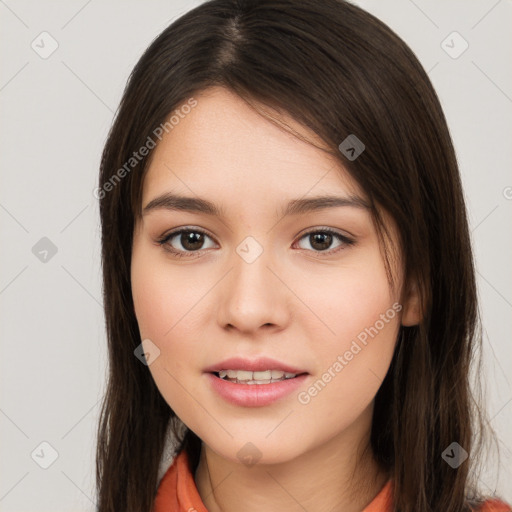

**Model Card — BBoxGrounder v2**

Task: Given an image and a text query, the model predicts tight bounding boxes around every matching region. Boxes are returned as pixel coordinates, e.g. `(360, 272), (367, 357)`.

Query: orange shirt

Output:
(154, 448), (511, 512)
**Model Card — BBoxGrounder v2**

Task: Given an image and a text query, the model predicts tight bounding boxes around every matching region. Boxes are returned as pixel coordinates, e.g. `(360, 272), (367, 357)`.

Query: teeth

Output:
(217, 369), (298, 383)
(254, 370), (272, 380)
(228, 369), (252, 380)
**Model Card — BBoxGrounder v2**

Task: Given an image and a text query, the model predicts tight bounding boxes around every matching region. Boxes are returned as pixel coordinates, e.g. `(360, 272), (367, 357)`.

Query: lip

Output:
(205, 372), (309, 407)
(203, 356), (308, 374)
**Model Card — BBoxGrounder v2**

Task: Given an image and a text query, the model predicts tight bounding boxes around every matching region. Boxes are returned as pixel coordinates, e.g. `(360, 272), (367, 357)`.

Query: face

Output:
(131, 86), (411, 465)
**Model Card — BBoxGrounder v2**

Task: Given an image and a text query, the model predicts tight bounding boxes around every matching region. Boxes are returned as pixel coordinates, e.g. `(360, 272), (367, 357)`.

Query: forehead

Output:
(142, 86), (364, 207)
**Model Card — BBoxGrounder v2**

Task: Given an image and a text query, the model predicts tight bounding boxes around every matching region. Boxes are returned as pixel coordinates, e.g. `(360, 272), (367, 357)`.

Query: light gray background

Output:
(1, 0), (511, 510)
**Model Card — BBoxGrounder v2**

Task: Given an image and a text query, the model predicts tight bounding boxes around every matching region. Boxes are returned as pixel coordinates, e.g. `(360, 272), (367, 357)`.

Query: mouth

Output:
(206, 370), (310, 407)
(203, 357), (309, 404)
(210, 369), (309, 385)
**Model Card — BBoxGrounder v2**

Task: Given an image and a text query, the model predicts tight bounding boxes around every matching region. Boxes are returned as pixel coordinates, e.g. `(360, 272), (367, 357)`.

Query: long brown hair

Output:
(96, 0), (500, 510)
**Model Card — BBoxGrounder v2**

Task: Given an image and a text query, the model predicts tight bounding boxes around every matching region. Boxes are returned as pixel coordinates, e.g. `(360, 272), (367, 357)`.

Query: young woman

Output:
(95, 0), (511, 511)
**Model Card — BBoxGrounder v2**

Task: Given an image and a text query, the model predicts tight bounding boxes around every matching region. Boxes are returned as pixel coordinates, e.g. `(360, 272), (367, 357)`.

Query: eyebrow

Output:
(142, 192), (370, 217)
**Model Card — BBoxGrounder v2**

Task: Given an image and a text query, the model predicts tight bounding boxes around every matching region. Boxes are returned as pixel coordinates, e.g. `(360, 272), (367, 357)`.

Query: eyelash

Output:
(156, 226), (355, 259)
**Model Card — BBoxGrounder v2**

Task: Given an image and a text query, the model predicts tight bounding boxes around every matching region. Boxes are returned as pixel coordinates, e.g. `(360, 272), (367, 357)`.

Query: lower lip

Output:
(205, 372), (309, 407)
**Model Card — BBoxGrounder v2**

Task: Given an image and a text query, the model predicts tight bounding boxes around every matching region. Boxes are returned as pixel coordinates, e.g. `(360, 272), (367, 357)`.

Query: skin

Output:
(131, 86), (421, 512)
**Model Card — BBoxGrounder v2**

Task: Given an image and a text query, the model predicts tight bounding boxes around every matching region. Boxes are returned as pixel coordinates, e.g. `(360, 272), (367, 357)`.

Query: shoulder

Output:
(473, 497), (512, 512)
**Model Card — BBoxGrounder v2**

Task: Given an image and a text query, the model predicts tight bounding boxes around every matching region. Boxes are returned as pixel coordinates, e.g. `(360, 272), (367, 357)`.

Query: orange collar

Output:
(153, 449), (392, 512)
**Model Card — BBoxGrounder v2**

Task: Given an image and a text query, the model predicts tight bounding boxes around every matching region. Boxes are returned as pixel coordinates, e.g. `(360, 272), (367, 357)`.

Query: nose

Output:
(216, 241), (289, 334)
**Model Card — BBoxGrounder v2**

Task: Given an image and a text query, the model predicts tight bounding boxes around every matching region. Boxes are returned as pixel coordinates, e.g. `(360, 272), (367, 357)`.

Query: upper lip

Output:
(203, 356), (308, 374)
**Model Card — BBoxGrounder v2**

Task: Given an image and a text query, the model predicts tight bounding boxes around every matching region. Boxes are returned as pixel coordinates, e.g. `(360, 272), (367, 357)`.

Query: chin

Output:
(201, 435), (309, 468)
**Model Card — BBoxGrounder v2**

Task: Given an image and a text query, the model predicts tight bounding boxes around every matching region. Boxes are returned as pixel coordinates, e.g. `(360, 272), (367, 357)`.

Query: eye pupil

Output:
(182, 231), (204, 250)
(310, 232), (332, 251)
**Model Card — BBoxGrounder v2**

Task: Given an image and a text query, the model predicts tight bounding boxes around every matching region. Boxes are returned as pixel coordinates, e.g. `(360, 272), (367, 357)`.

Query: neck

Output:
(194, 406), (389, 512)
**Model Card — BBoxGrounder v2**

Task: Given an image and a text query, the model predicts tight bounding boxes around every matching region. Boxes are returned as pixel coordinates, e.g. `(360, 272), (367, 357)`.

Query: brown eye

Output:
(308, 232), (334, 251)
(158, 228), (216, 257)
(296, 228), (354, 254)
(178, 231), (206, 250)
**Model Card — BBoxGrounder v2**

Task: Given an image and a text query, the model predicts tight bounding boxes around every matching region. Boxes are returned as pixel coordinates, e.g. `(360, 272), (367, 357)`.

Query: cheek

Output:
(296, 249), (397, 347)
(131, 246), (208, 408)
(131, 249), (204, 340)
(294, 250), (399, 412)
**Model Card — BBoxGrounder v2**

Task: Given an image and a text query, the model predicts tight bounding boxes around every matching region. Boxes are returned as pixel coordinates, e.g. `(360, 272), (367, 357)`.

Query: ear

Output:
(401, 278), (423, 326)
